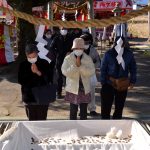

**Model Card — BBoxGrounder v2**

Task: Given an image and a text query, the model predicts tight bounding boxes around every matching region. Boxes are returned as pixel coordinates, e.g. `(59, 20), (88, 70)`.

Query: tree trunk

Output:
(1, 1), (36, 76)
(17, 0), (36, 62)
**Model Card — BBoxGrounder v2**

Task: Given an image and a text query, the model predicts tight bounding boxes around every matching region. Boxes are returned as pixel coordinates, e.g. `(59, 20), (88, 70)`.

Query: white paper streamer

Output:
(35, 25), (51, 63)
(38, 54), (51, 63)
(115, 37), (125, 70)
(35, 25), (45, 41)
(36, 37), (47, 45)
(121, 23), (123, 37)
(102, 27), (107, 40)
(37, 43), (49, 55)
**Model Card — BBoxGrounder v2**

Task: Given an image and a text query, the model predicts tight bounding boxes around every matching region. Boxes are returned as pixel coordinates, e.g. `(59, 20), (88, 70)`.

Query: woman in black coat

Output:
(18, 44), (54, 120)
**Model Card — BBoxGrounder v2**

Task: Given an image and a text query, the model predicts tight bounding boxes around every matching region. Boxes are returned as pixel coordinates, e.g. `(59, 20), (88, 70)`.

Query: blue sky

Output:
(137, 0), (148, 4)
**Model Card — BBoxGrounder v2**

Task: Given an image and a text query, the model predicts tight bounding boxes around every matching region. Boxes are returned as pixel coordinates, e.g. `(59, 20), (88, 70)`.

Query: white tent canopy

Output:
(0, 120), (150, 150)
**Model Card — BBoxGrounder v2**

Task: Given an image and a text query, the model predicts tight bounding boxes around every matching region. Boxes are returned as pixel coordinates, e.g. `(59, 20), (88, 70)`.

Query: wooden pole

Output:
(148, 0), (150, 41)
(50, 0), (54, 20)
(47, 2), (50, 20)
(88, 0), (96, 44)
(48, 0), (53, 30)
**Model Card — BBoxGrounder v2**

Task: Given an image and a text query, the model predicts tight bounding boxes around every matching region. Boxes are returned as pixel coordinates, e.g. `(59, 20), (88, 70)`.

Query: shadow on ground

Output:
(0, 63), (18, 83)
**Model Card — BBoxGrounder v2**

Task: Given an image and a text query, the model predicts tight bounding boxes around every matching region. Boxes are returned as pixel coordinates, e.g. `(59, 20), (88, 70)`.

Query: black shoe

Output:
(57, 94), (64, 99)
(90, 111), (99, 116)
(79, 113), (91, 116)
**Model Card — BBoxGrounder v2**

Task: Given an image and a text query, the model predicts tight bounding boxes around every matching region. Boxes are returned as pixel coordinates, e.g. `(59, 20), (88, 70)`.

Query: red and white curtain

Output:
(0, 0), (13, 17)
(0, 0), (14, 64)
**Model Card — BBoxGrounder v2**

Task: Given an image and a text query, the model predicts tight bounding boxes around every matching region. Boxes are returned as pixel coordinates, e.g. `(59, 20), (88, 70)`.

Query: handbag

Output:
(32, 77), (56, 105)
(109, 55), (130, 91)
(109, 77), (130, 91)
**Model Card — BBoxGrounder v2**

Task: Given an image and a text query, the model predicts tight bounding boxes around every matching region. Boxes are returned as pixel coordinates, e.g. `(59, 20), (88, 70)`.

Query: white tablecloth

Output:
(0, 120), (150, 150)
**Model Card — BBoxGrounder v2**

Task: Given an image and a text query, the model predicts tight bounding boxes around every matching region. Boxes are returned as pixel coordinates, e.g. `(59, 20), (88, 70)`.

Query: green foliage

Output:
(144, 50), (150, 56)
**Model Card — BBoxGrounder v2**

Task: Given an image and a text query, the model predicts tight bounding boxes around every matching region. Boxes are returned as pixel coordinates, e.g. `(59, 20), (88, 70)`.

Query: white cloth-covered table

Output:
(0, 120), (150, 150)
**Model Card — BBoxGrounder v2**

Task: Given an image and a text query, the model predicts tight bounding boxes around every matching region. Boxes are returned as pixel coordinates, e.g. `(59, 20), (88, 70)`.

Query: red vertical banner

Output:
(0, 24), (7, 64)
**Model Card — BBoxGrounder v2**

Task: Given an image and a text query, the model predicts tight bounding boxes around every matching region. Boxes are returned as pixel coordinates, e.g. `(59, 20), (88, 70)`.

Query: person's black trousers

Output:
(70, 103), (88, 120)
(49, 61), (56, 84)
(101, 84), (127, 119)
(25, 105), (49, 121)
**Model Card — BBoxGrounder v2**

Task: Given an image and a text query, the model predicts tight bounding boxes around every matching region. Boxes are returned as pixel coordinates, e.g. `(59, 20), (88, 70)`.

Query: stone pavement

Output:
(0, 41), (150, 121)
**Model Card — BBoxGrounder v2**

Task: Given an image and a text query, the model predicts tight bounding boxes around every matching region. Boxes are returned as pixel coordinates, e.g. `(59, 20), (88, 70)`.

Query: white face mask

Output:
(27, 57), (37, 64)
(46, 34), (52, 39)
(84, 45), (90, 50)
(60, 29), (68, 36)
(74, 50), (83, 56)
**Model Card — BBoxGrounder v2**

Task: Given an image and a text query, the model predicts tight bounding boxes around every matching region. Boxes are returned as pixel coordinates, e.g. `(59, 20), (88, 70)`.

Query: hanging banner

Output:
(94, 0), (133, 11)
(4, 25), (14, 63)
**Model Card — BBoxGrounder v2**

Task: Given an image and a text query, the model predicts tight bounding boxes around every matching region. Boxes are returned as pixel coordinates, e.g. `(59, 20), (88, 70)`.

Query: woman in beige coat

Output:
(61, 38), (95, 120)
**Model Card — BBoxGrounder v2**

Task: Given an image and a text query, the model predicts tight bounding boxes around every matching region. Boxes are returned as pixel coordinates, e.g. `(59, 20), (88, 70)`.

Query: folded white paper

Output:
(115, 37), (125, 70)
(35, 25), (51, 64)
(35, 25), (45, 41)
(35, 25), (47, 44)
(38, 54), (51, 63)
(37, 43), (49, 55)
(36, 37), (48, 45)
(117, 37), (123, 46)
(115, 44), (122, 54)
(116, 55), (125, 70)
